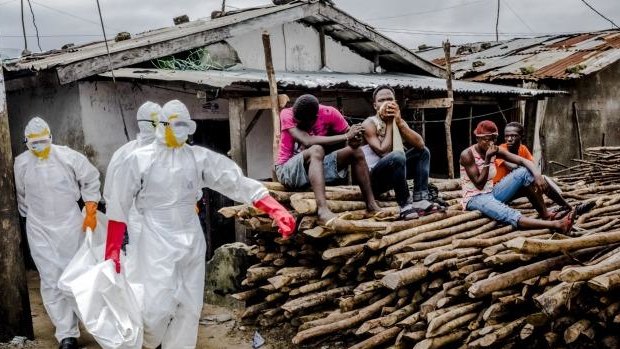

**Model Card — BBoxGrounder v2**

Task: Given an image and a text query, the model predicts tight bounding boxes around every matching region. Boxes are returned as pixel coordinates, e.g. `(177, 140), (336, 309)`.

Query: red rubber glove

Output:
(105, 220), (126, 273)
(254, 195), (295, 239)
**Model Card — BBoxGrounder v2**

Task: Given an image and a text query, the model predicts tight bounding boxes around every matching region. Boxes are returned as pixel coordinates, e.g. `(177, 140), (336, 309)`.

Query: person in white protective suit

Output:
(14, 117), (101, 349)
(103, 101), (161, 285)
(104, 100), (296, 349)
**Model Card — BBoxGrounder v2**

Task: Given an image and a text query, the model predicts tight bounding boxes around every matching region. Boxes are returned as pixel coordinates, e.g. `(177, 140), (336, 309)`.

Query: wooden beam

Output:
(0, 67), (34, 341)
(342, 38), (372, 44)
(228, 98), (247, 174)
(244, 94), (289, 111)
(443, 40), (455, 179)
(245, 110), (263, 138)
(407, 97), (453, 109)
(262, 31), (281, 182)
(48, 3), (318, 84)
(317, 3), (445, 77)
(319, 26), (327, 69)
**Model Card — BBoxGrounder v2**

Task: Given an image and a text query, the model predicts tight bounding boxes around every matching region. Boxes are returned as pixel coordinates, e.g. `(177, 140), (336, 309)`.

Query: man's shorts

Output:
(275, 150), (347, 189)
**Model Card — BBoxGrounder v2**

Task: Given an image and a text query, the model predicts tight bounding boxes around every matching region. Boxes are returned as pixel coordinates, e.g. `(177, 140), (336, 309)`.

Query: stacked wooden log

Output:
(553, 146), (620, 186)
(221, 178), (620, 349)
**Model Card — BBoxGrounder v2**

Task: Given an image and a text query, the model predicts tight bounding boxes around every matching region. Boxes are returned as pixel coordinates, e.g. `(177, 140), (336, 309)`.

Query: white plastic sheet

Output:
(59, 225), (143, 349)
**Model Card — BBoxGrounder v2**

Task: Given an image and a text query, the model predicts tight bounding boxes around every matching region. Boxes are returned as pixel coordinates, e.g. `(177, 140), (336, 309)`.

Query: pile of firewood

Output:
(220, 176), (620, 349)
(553, 146), (620, 186)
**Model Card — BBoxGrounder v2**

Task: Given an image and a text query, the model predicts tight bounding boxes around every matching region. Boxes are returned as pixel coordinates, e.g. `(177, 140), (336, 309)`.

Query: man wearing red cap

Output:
(459, 120), (574, 232)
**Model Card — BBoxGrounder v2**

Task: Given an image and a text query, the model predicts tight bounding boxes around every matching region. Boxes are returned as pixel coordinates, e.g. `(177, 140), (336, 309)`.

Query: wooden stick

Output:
(292, 293), (396, 344)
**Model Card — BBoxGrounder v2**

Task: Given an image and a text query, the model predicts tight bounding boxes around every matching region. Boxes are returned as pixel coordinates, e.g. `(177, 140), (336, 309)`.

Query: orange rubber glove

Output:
(253, 195), (296, 239)
(82, 201), (98, 232)
(105, 220), (126, 273)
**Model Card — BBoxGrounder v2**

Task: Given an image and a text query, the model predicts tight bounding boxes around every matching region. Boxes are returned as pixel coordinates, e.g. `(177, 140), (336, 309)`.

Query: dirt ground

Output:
(2, 271), (303, 349)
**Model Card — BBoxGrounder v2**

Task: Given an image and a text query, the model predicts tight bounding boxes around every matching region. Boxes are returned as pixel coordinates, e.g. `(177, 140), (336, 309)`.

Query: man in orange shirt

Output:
(494, 122), (592, 219)
(493, 122), (534, 184)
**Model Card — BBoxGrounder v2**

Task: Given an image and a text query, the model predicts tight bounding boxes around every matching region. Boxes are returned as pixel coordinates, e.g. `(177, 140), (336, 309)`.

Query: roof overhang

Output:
(99, 68), (566, 97)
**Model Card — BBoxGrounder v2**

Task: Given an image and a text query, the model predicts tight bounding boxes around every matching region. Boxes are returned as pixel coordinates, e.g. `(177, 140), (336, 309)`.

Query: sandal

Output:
(398, 207), (420, 221)
(574, 201), (596, 217)
(546, 207), (570, 220)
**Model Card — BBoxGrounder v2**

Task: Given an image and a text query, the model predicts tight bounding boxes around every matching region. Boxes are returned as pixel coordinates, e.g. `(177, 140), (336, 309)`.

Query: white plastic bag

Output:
(59, 225), (143, 349)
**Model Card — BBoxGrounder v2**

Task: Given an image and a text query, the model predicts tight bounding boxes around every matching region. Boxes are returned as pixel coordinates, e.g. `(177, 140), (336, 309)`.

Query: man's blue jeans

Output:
(466, 166), (535, 227)
(370, 147), (431, 207)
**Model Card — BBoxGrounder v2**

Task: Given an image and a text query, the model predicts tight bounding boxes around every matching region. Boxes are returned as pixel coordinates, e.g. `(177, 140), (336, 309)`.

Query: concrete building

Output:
(417, 30), (620, 173)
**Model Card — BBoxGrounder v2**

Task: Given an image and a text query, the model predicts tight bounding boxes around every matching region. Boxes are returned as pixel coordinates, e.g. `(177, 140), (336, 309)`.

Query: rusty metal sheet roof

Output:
(416, 30), (620, 81)
(99, 68), (565, 97)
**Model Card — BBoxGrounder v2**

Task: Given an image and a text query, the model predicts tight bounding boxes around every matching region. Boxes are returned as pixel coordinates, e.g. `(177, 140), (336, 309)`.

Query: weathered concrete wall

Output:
(541, 61), (620, 172)
(6, 83), (85, 162)
(78, 81), (229, 179)
(225, 21), (374, 73)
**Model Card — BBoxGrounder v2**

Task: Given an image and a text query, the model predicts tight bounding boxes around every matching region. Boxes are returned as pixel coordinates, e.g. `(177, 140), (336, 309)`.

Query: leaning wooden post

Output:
(262, 31), (281, 182)
(0, 65), (34, 341)
(443, 40), (455, 179)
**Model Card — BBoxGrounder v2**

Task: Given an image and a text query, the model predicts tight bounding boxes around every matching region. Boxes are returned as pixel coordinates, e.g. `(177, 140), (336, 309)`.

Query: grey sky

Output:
(0, 0), (619, 55)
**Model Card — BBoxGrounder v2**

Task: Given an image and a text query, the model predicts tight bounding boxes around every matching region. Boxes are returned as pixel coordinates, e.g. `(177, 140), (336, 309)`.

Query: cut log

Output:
(348, 326), (401, 349)
(427, 302), (482, 336)
(281, 286), (352, 316)
(370, 211), (481, 251)
(564, 319), (593, 344)
(323, 244), (365, 260)
(292, 293), (396, 344)
(268, 268), (320, 289)
(559, 253), (620, 282)
(588, 269), (620, 291)
(424, 248), (480, 265)
(534, 282), (584, 317)
(413, 329), (467, 349)
(506, 229), (620, 254)
(381, 264), (429, 290)
(468, 248), (598, 298)
(289, 279), (334, 297)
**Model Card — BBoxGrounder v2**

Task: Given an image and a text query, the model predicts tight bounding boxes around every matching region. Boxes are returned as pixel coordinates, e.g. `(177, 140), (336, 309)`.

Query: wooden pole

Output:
(572, 102), (584, 160)
(262, 31), (281, 181)
(443, 40), (455, 179)
(228, 98), (247, 174)
(468, 106), (473, 146)
(0, 65), (34, 341)
(319, 26), (327, 69)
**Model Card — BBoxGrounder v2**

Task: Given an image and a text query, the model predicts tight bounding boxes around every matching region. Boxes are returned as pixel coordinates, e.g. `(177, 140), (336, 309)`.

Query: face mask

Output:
(27, 138), (51, 159)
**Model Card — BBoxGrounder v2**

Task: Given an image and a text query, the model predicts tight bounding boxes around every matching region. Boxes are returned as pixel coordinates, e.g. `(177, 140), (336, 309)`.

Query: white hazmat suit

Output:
(103, 101), (161, 289)
(14, 117), (101, 343)
(105, 100), (295, 348)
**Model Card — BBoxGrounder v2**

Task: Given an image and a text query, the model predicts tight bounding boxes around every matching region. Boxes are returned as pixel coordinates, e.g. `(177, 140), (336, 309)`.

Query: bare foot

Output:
(556, 211), (574, 234)
(318, 208), (337, 226)
(366, 200), (382, 213)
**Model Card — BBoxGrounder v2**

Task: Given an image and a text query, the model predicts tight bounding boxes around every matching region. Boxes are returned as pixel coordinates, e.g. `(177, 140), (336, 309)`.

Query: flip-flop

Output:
(398, 207), (420, 221)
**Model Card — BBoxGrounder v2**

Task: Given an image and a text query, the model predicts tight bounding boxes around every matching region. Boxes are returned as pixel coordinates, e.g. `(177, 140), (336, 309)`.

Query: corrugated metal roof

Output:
(99, 68), (564, 96)
(3, 0), (443, 83)
(416, 30), (620, 81)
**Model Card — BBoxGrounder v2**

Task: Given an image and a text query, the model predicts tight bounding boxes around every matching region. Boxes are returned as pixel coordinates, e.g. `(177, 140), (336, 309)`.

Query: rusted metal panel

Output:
(419, 30), (620, 82)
